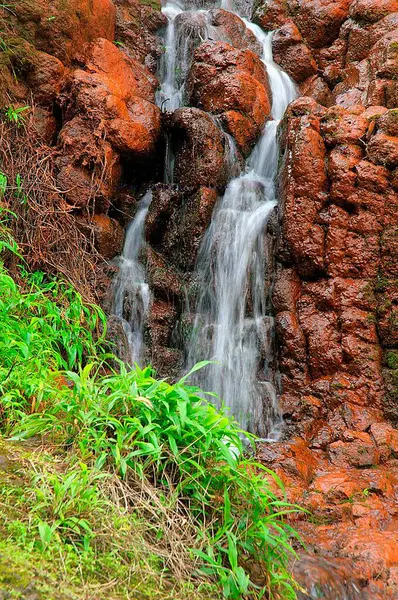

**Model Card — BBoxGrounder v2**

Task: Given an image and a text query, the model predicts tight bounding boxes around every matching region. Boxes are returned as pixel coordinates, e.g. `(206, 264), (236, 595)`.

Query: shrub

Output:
(0, 236), (301, 599)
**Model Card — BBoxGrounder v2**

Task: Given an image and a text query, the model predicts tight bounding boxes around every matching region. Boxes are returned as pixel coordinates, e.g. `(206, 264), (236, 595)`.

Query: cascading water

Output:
(112, 0), (296, 438)
(111, 191), (152, 366)
(186, 27), (296, 438)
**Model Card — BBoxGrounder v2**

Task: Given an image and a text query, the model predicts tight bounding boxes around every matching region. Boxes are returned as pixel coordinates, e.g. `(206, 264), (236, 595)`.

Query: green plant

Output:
(0, 235), (301, 599)
(2, 104), (30, 126)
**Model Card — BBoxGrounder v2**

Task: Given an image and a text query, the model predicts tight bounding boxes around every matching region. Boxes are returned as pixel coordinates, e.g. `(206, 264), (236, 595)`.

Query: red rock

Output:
(379, 109), (398, 136)
(297, 307), (343, 378)
(311, 471), (364, 501)
(349, 0), (398, 24)
(340, 402), (382, 431)
(12, 0), (116, 64)
(92, 214), (124, 260)
(107, 100), (161, 155)
(367, 132), (398, 168)
(114, 0), (165, 70)
(370, 422), (398, 461)
(287, 0), (350, 48)
(56, 164), (96, 209)
(309, 421), (334, 449)
(188, 41), (271, 154)
(343, 531), (398, 575)
(321, 106), (369, 146)
(276, 311), (306, 363)
(146, 246), (183, 300)
(169, 107), (232, 189)
(209, 9), (262, 55)
(272, 22), (317, 83)
(328, 432), (379, 468)
(162, 187), (218, 270)
(26, 50), (66, 105)
(324, 206), (380, 279)
(362, 106), (389, 120)
(369, 29), (398, 81)
(147, 299), (177, 347)
(300, 75), (333, 107)
(30, 106), (57, 143)
(272, 268), (301, 312)
(83, 38), (157, 102)
(355, 160), (391, 192)
(254, 0), (289, 30)
(56, 117), (121, 208)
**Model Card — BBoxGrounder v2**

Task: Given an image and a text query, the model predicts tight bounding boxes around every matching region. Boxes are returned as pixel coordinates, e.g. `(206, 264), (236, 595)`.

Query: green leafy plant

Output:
(2, 104), (30, 126)
(0, 233), (301, 599)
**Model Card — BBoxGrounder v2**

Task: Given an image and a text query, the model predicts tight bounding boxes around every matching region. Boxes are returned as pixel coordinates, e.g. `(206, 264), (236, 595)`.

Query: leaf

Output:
(38, 521), (53, 547)
(177, 360), (215, 385)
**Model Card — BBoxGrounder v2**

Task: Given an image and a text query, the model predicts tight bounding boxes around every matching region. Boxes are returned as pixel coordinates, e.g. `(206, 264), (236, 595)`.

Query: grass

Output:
(0, 223), (302, 599)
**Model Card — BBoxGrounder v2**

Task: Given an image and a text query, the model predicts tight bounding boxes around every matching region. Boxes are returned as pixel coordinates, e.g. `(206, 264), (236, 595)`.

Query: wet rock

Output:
(56, 117), (121, 209)
(278, 98), (328, 276)
(300, 75), (333, 107)
(328, 432), (379, 467)
(320, 106), (368, 146)
(65, 38), (160, 155)
(168, 107), (233, 189)
(147, 299), (178, 348)
(25, 50), (66, 105)
(114, 0), (165, 72)
(145, 246), (184, 300)
(209, 9), (262, 55)
(343, 531), (398, 578)
(349, 0), (398, 24)
(56, 39), (160, 209)
(91, 214), (125, 260)
(367, 133), (398, 168)
(106, 315), (131, 364)
(11, 0), (116, 64)
(30, 107), (57, 144)
(254, 0), (289, 30)
(162, 187), (218, 271)
(187, 41), (271, 154)
(294, 554), (371, 600)
(272, 22), (317, 83)
(287, 0), (350, 48)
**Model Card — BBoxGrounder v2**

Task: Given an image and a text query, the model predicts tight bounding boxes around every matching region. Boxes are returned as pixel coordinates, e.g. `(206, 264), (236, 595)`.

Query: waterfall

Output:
(186, 29), (296, 438)
(112, 0), (296, 437)
(111, 192), (152, 366)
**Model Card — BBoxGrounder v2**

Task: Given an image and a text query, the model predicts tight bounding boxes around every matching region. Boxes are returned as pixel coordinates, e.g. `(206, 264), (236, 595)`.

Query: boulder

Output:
(272, 22), (317, 83)
(187, 41), (271, 155)
(11, 0), (116, 64)
(168, 107), (233, 189)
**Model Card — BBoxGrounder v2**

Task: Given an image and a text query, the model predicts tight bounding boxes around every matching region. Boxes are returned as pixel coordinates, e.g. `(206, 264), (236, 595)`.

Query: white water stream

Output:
(112, 0), (296, 437)
(186, 23), (296, 438)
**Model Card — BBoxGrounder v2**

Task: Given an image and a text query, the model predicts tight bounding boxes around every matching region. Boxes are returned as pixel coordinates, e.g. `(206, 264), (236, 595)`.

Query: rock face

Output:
(188, 41), (271, 154)
(56, 38), (160, 210)
(255, 0), (398, 109)
(1, 0), (163, 302)
(254, 0), (398, 593)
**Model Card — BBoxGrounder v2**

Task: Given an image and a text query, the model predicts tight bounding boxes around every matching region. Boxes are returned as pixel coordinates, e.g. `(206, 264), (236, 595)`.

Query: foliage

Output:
(2, 103), (30, 125)
(0, 236), (301, 599)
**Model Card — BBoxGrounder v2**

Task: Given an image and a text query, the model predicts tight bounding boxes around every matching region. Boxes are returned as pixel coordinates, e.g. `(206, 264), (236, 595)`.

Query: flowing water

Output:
(112, 0), (296, 438)
(111, 191), (152, 366)
(186, 24), (296, 438)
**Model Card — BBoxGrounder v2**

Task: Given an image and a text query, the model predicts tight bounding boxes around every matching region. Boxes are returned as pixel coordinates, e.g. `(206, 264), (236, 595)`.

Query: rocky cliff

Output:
(1, 0), (398, 597)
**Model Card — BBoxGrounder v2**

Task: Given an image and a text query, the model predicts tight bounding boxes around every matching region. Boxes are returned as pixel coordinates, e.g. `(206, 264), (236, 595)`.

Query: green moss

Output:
(0, 36), (36, 73)
(386, 351), (398, 370)
(139, 0), (161, 10)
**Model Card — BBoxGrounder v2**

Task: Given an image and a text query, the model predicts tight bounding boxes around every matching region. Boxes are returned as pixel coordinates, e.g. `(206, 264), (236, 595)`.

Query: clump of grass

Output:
(0, 233), (301, 599)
